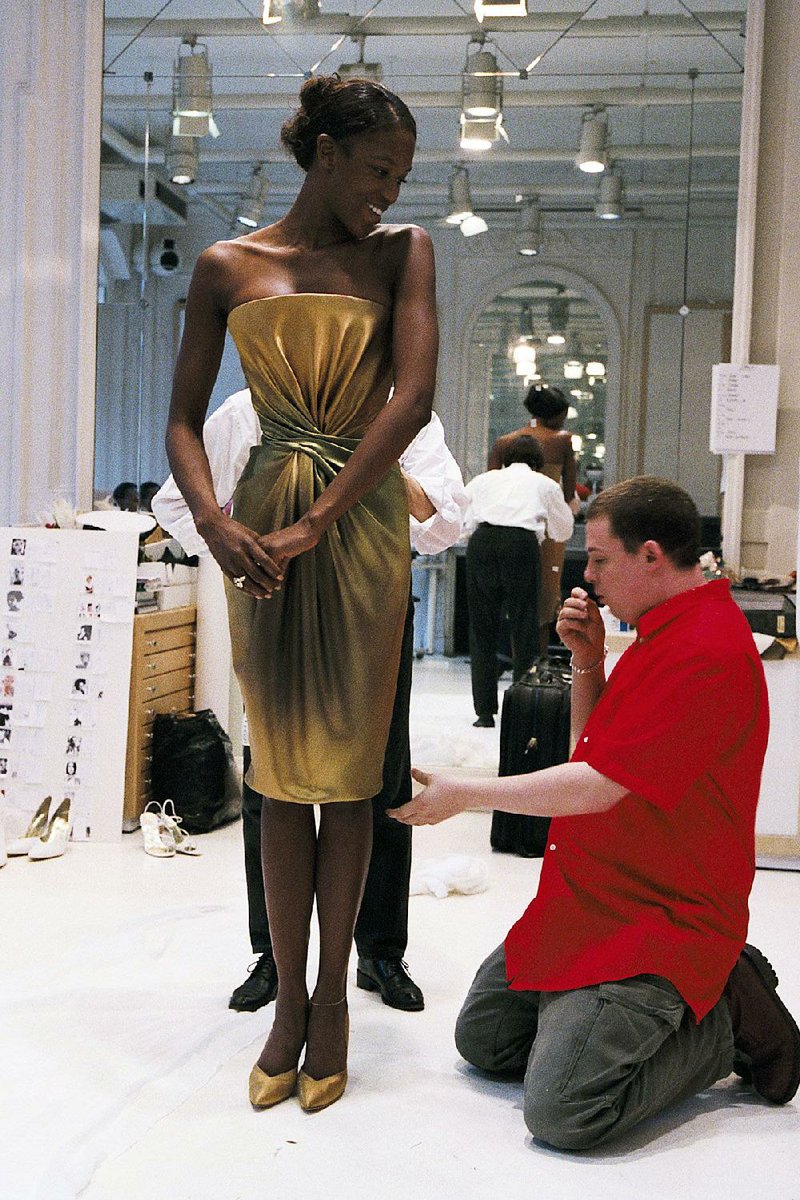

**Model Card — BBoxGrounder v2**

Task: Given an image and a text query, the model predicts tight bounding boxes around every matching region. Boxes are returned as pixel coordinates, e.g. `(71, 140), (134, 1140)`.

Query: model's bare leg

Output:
(302, 797), (373, 1081)
(256, 797), (316, 1076)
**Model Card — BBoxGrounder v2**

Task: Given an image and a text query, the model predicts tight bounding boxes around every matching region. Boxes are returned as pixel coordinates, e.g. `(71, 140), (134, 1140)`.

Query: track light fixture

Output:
(236, 165), (271, 229)
(461, 214), (489, 237)
(339, 34), (383, 82)
(459, 114), (507, 152)
(595, 170), (624, 219)
(516, 198), (541, 256)
(462, 40), (502, 119)
(262, 0), (320, 21)
(575, 109), (608, 174)
(445, 167), (474, 225)
(173, 41), (219, 138)
(166, 134), (199, 185)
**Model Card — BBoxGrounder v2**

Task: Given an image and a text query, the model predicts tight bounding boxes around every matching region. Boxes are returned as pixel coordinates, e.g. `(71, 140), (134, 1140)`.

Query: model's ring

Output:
(232, 575), (246, 589)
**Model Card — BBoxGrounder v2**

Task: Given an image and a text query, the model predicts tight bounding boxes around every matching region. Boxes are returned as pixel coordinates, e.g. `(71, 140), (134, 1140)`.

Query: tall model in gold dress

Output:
(226, 294), (410, 803)
(165, 75), (438, 1114)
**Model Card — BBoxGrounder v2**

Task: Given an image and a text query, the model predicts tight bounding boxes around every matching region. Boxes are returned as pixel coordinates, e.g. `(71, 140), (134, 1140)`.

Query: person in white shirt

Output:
(463, 436), (574, 727)
(152, 389), (467, 1013)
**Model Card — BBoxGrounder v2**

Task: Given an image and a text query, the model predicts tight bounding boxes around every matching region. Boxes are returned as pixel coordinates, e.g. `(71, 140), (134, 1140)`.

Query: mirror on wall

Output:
(475, 282), (608, 491)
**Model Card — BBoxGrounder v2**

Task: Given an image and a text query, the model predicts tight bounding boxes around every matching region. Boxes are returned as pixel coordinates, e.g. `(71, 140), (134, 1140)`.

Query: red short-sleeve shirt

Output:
(504, 580), (769, 1020)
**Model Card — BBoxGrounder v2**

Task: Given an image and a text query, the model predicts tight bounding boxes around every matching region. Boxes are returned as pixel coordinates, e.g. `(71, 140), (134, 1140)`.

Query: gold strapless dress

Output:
(225, 294), (410, 804)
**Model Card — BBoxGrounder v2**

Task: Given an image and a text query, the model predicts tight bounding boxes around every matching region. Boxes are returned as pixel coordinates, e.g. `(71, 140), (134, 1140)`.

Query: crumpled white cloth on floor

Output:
(409, 854), (489, 899)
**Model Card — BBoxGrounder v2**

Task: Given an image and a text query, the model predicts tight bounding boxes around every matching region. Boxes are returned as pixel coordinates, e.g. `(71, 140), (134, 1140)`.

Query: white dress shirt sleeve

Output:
(151, 389), (261, 557)
(399, 412), (469, 554)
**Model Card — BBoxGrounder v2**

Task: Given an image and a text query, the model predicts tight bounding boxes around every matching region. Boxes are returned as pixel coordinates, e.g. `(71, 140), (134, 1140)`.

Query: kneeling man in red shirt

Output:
(391, 475), (800, 1150)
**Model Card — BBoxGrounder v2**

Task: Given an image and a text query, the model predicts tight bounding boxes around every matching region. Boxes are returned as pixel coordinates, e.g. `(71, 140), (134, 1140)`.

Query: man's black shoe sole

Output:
(742, 943), (800, 1105)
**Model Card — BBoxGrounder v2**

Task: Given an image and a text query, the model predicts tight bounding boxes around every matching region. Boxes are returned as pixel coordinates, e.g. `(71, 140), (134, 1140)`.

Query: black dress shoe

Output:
(229, 951), (278, 1012)
(356, 957), (424, 1012)
(724, 943), (800, 1104)
(473, 715), (495, 728)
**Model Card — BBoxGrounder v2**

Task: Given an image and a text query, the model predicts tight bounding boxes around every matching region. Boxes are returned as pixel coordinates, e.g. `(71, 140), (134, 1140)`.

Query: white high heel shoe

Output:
(160, 799), (201, 856)
(28, 797), (72, 861)
(6, 796), (52, 856)
(140, 801), (176, 858)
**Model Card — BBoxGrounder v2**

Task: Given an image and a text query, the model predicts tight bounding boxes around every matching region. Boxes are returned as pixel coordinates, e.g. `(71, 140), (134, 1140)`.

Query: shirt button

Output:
(549, 843), (556, 851)
(582, 736), (589, 743)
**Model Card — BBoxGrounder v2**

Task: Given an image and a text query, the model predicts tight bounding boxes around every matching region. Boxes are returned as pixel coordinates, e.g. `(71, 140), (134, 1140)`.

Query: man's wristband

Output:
(570, 646), (608, 675)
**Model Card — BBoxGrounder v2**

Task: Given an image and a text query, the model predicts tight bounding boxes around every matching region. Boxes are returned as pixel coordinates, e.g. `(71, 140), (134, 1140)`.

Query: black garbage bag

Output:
(151, 708), (242, 833)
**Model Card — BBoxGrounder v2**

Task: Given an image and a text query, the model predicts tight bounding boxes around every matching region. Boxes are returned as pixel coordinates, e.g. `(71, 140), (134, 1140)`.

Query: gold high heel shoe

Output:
(297, 1001), (349, 1113)
(248, 1064), (298, 1109)
(6, 796), (52, 856)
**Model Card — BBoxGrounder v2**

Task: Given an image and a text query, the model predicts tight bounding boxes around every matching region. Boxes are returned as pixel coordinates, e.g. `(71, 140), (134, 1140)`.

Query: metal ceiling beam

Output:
(104, 13), (745, 39)
(102, 86), (743, 111)
(101, 123), (739, 166)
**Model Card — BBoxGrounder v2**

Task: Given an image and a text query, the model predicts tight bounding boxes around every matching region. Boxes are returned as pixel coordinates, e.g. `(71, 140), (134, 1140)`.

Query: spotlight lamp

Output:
(461, 214), (489, 237)
(173, 41), (219, 139)
(512, 340), (537, 367)
(595, 171), (624, 219)
(516, 198), (541, 256)
(586, 360), (606, 377)
(563, 360), (584, 380)
(463, 42), (502, 119)
(446, 167), (474, 225)
(236, 164), (271, 228)
(576, 108), (608, 174)
(165, 134), (199, 185)
(459, 114), (506, 152)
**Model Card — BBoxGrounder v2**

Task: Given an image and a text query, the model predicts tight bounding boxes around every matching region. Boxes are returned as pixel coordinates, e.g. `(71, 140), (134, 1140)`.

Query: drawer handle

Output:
(145, 638), (158, 649)
(146, 685), (157, 694)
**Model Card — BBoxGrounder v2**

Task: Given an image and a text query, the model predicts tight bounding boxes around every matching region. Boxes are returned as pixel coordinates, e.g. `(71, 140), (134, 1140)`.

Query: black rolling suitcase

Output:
(490, 658), (571, 858)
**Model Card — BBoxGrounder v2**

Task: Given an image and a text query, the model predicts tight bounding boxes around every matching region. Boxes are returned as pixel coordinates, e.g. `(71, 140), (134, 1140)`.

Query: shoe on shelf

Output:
(139, 801), (176, 858)
(248, 1064), (297, 1110)
(724, 942), (800, 1105)
(473, 715), (495, 728)
(160, 799), (201, 855)
(229, 951), (279, 1012)
(6, 796), (52, 856)
(356, 957), (425, 1012)
(28, 798), (72, 861)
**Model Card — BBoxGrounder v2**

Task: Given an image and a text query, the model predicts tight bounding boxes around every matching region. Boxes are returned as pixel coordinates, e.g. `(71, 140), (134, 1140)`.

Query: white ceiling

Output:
(101, 1), (745, 231)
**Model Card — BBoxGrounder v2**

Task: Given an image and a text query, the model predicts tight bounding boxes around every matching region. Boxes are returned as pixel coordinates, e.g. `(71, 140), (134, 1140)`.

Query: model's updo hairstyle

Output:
(281, 74), (417, 171)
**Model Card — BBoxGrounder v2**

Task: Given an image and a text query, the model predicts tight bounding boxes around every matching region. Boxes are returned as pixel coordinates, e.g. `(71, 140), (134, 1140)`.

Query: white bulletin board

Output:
(1, 528), (138, 842)
(710, 363), (780, 454)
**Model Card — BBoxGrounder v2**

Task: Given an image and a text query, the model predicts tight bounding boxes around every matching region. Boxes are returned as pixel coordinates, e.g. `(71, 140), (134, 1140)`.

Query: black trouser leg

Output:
(241, 745), (271, 955)
(355, 598), (414, 960)
(466, 525), (502, 717)
(500, 528), (541, 681)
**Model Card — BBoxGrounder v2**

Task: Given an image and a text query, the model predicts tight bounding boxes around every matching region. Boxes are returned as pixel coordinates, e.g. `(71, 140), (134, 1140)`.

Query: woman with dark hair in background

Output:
(165, 74), (437, 1112)
(489, 385), (577, 651)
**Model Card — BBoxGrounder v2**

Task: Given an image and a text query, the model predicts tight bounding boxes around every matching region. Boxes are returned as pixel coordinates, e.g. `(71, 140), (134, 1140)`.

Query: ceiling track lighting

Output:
(262, 0), (320, 22)
(459, 113), (507, 152)
(475, 0), (528, 19)
(462, 39), (502, 120)
(172, 40), (219, 139)
(461, 213), (489, 237)
(576, 108), (608, 174)
(596, 170), (624, 219)
(445, 167), (474, 225)
(236, 164), (271, 229)
(166, 134), (199, 185)
(563, 360), (584, 380)
(516, 197), (541, 256)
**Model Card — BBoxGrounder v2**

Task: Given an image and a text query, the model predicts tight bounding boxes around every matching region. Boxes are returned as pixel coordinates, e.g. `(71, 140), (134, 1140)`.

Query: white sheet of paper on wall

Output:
(710, 364), (780, 454)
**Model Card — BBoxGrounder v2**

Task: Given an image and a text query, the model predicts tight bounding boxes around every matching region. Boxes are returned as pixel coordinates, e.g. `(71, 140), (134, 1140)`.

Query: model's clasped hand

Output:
(388, 767), (466, 827)
(202, 514), (286, 600)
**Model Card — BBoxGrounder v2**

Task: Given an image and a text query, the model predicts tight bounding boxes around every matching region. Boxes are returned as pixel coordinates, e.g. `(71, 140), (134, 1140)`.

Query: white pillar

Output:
(0, 1), (104, 525)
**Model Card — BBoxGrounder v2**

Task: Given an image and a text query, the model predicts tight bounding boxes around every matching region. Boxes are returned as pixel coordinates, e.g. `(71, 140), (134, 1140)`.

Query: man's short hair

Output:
(524, 384), (568, 421)
(586, 476), (700, 569)
(502, 436), (545, 472)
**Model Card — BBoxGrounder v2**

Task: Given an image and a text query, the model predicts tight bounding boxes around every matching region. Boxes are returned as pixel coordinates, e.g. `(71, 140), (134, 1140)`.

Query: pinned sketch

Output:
(710, 364), (780, 455)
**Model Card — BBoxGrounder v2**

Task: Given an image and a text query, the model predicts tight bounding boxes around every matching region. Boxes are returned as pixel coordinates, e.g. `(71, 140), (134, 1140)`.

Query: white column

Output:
(0, 1), (104, 525)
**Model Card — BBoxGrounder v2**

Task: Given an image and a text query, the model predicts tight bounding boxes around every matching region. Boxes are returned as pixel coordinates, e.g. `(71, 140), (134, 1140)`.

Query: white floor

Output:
(1, 659), (799, 1200)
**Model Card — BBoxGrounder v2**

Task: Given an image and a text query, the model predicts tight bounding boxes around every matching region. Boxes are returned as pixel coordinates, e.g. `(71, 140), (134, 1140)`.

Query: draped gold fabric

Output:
(225, 294), (410, 803)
